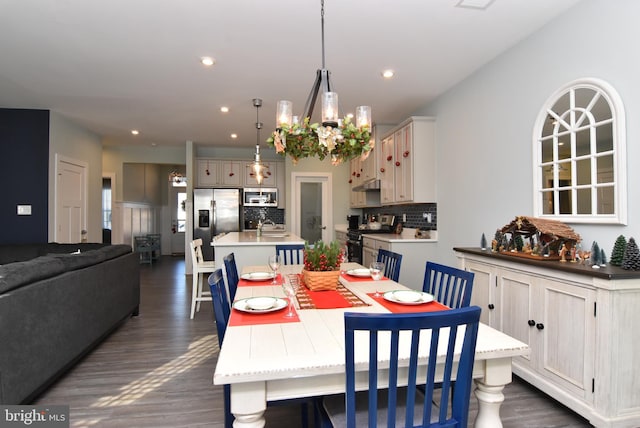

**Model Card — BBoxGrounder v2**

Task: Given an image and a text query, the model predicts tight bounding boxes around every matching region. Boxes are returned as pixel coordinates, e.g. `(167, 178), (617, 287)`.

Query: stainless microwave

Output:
(243, 188), (278, 207)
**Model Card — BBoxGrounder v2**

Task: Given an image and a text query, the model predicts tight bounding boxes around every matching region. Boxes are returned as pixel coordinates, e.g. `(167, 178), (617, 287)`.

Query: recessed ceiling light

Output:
(230, 133), (238, 139)
(382, 69), (394, 79)
(201, 56), (215, 67)
(131, 129), (139, 135)
(220, 106), (229, 113)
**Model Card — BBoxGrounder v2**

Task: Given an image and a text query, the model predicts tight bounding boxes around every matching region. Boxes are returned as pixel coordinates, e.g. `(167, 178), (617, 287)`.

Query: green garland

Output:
(267, 116), (372, 164)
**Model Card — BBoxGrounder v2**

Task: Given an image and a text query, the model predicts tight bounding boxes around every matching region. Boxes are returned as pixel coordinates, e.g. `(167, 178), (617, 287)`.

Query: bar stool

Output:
(189, 238), (216, 319)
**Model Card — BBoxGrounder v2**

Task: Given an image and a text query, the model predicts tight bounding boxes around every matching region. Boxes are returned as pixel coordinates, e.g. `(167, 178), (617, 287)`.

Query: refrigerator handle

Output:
(212, 200), (216, 233)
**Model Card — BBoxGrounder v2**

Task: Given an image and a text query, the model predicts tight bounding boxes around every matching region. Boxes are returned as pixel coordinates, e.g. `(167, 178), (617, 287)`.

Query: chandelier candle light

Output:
(267, 0), (372, 165)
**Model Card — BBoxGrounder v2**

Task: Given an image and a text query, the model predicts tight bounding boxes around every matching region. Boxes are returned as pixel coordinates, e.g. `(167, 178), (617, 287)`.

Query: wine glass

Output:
(268, 254), (281, 284)
(370, 261), (385, 297)
(281, 281), (297, 318)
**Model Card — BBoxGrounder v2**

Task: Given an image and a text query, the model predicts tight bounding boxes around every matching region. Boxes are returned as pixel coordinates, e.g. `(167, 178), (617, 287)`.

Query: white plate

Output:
(233, 297), (287, 313)
(345, 268), (372, 278)
(240, 272), (275, 281)
(383, 290), (434, 305)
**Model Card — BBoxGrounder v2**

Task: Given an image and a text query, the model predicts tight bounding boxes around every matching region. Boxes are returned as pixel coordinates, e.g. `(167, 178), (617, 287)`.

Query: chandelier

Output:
(266, 0), (372, 165)
(250, 98), (268, 185)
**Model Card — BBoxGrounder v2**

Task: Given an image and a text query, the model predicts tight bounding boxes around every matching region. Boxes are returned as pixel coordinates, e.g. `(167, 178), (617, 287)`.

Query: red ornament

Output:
(229, 172), (234, 177)
(395, 161), (400, 167)
(380, 167), (385, 173)
(348, 179), (352, 184)
(387, 155), (393, 161)
(403, 151), (409, 158)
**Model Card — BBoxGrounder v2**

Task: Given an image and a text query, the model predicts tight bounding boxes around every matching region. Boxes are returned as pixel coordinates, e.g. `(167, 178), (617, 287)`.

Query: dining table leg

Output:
(231, 382), (267, 428)
(472, 357), (512, 428)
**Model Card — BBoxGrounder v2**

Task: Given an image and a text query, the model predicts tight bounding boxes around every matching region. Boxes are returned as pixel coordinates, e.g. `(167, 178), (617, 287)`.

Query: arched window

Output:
(533, 78), (627, 224)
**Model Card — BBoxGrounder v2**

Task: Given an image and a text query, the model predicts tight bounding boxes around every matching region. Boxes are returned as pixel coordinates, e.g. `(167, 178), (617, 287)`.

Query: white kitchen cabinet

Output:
(196, 159), (220, 187)
(379, 117), (436, 205)
(243, 160), (277, 187)
(362, 236), (390, 268)
(456, 248), (640, 428)
(379, 134), (395, 205)
(220, 160), (243, 186)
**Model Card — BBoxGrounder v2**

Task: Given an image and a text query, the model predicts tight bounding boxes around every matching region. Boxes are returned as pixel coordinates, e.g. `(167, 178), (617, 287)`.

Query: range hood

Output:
(352, 179), (380, 192)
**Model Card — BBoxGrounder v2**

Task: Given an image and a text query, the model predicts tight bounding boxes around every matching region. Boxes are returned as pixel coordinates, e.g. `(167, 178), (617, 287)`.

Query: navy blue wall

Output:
(0, 109), (50, 244)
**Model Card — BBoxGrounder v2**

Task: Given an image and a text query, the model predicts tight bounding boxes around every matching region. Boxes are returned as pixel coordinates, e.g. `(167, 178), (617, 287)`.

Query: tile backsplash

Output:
(244, 207), (284, 226)
(363, 203), (437, 230)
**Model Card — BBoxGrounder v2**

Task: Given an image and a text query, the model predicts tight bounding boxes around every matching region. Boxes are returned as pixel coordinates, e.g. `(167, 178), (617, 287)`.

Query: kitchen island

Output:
(212, 231), (305, 270)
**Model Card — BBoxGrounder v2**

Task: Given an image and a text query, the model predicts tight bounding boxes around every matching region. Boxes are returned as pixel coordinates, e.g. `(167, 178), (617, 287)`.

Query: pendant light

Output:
(251, 98), (268, 185)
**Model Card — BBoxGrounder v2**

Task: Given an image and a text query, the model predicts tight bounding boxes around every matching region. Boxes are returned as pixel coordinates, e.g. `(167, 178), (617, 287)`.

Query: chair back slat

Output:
(343, 306), (481, 428)
(190, 238), (204, 266)
(376, 249), (403, 282)
(223, 253), (239, 303)
(423, 261), (475, 308)
(276, 244), (305, 265)
(207, 269), (230, 346)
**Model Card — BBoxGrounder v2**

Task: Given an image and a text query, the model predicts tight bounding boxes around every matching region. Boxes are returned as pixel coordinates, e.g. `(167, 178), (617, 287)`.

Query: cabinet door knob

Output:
(528, 319), (535, 326)
(536, 323), (544, 330)
(488, 304), (495, 310)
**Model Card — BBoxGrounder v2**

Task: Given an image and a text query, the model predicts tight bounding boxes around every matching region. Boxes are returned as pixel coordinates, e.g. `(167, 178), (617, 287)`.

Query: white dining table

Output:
(214, 263), (529, 428)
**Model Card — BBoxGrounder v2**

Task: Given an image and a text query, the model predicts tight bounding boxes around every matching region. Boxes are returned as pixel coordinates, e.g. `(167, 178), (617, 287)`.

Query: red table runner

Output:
(238, 274), (283, 287)
(228, 298), (299, 326)
(368, 293), (449, 314)
(292, 274), (370, 309)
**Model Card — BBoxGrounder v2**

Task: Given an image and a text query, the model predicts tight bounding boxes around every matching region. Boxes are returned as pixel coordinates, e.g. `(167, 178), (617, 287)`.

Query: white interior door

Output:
(171, 186), (187, 254)
(55, 155), (87, 243)
(291, 173), (332, 243)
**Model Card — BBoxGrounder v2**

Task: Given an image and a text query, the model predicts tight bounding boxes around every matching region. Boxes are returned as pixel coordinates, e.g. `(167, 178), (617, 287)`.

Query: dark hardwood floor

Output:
(35, 256), (592, 427)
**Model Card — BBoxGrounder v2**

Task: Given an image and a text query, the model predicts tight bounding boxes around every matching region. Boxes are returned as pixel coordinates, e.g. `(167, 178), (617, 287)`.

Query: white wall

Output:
(414, 0), (640, 266)
(48, 112), (103, 242)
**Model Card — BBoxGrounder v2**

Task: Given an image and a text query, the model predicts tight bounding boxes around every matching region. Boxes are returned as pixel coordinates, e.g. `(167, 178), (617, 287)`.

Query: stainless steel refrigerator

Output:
(193, 188), (243, 260)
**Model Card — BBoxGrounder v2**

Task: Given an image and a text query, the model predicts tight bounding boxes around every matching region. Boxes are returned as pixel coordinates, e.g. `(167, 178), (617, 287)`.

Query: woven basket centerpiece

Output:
(302, 240), (345, 292)
(302, 269), (341, 291)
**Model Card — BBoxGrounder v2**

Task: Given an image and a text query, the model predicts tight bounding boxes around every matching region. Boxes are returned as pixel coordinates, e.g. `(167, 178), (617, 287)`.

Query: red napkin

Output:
(228, 298), (299, 326)
(305, 289), (352, 309)
(238, 274), (283, 287)
(368, 293), (449, 314)
(340, 272), (389, 282)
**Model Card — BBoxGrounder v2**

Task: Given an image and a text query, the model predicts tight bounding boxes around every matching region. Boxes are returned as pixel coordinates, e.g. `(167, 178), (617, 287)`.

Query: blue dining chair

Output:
(422, 261), (475, 309)
(222, 252), (239, 303)
(376, 249), (403, 282)
(208, 270), (312, 428)
(276, 244), (305, 265)
(318, 306), (482, 428)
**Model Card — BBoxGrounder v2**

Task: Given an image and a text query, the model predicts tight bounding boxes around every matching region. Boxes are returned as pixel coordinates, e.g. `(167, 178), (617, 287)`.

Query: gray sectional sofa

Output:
(0, 243), (140, 404)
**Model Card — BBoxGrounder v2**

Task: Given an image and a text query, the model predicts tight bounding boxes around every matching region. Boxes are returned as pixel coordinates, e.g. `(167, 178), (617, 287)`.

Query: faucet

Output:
(257, 219), (263, 237)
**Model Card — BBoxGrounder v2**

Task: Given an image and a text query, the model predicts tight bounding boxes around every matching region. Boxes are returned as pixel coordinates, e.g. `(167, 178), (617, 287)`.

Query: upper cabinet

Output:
(349, 124), (392, 208)
(196, 159), (220, 187)
(197, 158), (282, 189)
(380, 117), (436, 205)
(243, 160), (277, 187)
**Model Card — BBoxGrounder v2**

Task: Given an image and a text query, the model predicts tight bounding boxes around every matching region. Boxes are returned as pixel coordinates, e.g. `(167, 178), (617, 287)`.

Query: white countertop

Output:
(334, 226), (438, 243)
(212, 231), (305, 247)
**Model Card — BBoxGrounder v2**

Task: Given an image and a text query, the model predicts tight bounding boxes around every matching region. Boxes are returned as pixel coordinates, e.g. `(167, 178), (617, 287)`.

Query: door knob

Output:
(528, 320), (535, 326)
(536, 323), (544, 330)
(488, 304), (495, 310)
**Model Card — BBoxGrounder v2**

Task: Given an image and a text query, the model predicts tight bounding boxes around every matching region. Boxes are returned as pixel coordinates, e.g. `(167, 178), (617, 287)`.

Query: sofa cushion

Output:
(0, 256), (67, 294)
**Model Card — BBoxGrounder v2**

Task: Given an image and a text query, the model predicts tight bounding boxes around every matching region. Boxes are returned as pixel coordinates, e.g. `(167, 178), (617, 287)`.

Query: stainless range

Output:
(346, 228), (395, 264)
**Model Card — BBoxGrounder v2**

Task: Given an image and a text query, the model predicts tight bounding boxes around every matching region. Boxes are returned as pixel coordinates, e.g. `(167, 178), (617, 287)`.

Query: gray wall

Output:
(414, 0), (640, 266)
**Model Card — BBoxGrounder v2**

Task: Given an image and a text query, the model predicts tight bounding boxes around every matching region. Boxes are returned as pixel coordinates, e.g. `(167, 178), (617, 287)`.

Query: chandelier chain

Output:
(321, 0), (325, 69)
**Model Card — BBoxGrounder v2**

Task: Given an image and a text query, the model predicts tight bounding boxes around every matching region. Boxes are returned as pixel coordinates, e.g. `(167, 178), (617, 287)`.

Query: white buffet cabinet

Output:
(455, 248), (640, 428)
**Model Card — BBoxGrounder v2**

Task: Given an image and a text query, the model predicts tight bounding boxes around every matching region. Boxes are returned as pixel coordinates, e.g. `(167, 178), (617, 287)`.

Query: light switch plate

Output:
(17, 205), (32, 215)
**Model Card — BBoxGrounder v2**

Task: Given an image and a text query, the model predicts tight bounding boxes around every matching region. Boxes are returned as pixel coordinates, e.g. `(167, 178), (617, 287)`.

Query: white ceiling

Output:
(0, 0), (582, 149)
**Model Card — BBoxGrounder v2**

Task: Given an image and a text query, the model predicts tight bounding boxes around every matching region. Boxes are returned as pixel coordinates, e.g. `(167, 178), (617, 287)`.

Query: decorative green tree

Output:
(622, 237), (640, 270)
(515, 235), (524, 252)
(492, 230), (504, 252)
(590, 242), (601, 267)
(610, 235), (627, 266)
(600, 248), (607, 266)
